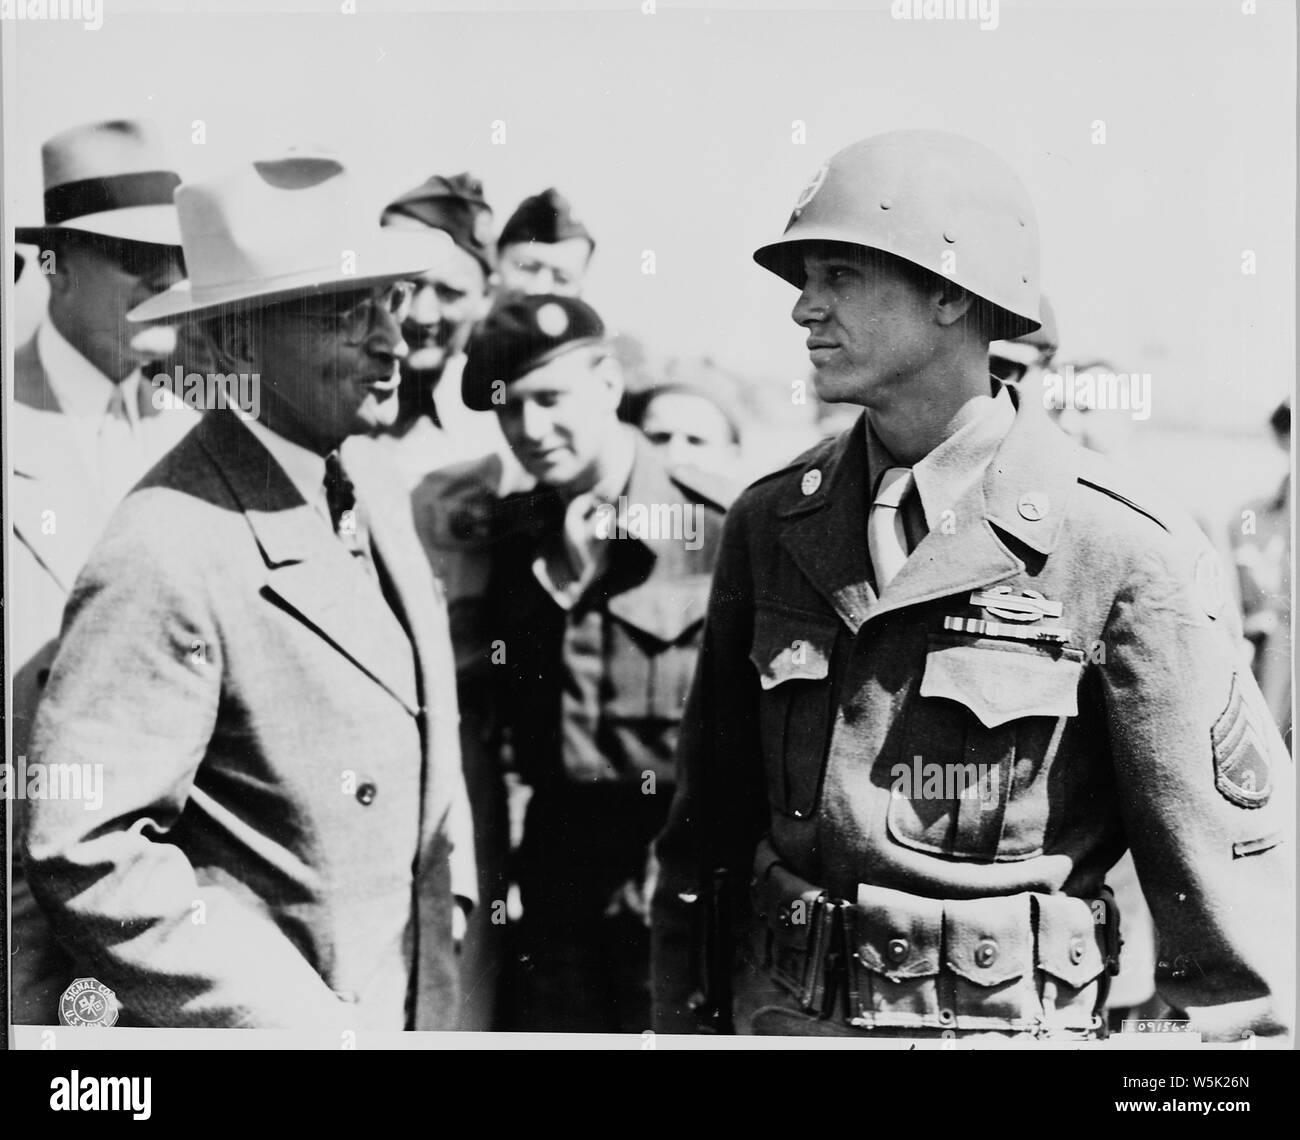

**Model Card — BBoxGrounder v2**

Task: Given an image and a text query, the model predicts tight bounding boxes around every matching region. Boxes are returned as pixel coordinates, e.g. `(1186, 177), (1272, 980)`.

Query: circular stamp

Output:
(59, 977), (120, 1028)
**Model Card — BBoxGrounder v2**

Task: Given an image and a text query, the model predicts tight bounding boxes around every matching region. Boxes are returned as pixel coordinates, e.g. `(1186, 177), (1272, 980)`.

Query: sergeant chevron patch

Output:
(1211, 675), (1272, 808)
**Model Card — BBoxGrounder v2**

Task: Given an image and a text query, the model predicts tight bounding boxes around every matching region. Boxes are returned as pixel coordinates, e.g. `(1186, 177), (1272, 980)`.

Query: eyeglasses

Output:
(292, 280), (415, 345)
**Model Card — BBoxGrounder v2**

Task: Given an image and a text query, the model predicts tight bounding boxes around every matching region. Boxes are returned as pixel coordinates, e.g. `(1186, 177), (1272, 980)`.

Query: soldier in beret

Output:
(497, 188), (595, 298)
(413, 293), (728, 1031)
(372, 172), (507, 485)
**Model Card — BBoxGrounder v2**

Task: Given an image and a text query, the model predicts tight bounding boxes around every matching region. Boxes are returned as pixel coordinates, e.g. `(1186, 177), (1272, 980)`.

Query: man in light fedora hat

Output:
(21, 153), (476, 1029)
(9, 118), (199, 1026)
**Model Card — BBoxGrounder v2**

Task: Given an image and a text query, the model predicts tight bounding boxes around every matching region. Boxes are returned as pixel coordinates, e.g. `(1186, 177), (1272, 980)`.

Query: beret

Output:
(498, 187), (594, 251)
(382, 172), (495, 275)
(462, 292), (605, 412)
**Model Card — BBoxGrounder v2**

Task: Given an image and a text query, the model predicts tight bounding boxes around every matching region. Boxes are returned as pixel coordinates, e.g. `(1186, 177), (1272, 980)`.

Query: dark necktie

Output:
(324, 451), (371, 570)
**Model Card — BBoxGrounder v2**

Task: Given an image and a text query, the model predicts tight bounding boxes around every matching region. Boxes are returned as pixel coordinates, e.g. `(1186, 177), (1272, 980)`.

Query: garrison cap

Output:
(462, 292), (606, 411)
(498, 188), (595, 251)
(382, 172), (495, 275)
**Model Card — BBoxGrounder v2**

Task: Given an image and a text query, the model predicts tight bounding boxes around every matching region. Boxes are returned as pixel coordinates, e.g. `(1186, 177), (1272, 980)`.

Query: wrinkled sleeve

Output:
(1098, 528), (1294, 1042)
(21, 519), (351, 1029)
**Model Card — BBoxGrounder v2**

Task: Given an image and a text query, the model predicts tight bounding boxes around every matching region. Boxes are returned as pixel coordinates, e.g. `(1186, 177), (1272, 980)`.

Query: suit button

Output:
(1068, 937), (1086, 965)
(886, 937), (910, 964)
(974, 939), (998, 968)
(356, 782), (377, 806)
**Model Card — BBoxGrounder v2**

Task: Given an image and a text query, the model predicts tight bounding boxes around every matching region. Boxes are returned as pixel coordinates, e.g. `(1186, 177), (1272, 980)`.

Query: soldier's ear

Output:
(932, 280), (975, 327)
(592, 350), (624, 408)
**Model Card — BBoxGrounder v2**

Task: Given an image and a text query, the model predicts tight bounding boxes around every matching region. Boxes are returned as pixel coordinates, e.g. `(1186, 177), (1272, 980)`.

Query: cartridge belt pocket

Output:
(752, 843), (1110, 1036)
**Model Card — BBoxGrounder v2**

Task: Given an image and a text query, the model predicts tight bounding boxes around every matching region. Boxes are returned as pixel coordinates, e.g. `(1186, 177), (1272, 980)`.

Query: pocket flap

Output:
(1034, 893), (1106, 988)
(920, 635), (1081, 729)
(853, 884), (943, 981)
(748, 608), (837, 691)
(607, 574), (713, 646)
(943, 893), (1032, 986)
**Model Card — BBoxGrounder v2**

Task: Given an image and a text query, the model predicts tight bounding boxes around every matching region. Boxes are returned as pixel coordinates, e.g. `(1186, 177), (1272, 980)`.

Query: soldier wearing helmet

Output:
(651, 130), (1292, 1041)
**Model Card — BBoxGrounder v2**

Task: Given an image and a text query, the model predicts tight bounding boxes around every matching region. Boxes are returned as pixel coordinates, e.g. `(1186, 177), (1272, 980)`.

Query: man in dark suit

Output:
(22, 153), (475, 1029)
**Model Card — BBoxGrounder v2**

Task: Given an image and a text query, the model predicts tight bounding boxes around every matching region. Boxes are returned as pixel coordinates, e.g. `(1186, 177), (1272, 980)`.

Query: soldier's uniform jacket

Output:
(414, 431), (730, 792)
(652, 390), (1293, 1041)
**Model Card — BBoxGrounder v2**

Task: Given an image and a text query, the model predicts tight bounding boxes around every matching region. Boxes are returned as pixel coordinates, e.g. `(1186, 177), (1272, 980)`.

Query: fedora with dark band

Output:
(15, 119), (182, 248)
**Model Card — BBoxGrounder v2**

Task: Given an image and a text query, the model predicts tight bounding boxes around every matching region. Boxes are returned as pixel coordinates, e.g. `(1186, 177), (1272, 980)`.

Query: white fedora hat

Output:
(128, 153), (451, 323)
(15, 119), (182, 247)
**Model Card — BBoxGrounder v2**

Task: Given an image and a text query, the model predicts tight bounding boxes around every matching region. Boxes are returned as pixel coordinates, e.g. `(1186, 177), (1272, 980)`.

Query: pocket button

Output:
(1068, 937), (1086, 965)
(886, 937), (910, 964)
(974, 939), (999, 968)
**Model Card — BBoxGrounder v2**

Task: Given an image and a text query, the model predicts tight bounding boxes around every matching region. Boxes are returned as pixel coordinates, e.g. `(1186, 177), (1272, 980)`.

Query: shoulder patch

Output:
(1211, 674), (1273, 808)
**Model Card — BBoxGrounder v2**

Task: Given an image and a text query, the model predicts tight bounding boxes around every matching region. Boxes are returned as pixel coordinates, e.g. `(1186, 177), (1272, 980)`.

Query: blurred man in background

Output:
(10, 118), (196, 1025)
(989, 295), (1057, 395)
(1230, 399), (1292, 751)
(625, 376), (744, 484)
(497, 188), (594, 297)
(414, 294), (728, 1031)
(372, 172), (504, 484)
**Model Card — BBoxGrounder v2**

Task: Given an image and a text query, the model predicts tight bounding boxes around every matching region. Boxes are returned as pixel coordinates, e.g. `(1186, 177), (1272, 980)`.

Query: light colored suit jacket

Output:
(21, 410), (474, 1029)
(8, 332), (199, 1024)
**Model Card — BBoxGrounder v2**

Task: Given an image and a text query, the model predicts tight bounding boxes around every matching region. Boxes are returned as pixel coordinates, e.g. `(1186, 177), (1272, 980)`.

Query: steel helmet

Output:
(990, 296), (1058, 366)
(754, 130), (1041, 339)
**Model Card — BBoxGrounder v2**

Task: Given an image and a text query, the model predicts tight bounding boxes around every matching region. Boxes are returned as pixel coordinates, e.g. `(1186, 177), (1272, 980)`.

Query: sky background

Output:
(2, 0), (1294, 462)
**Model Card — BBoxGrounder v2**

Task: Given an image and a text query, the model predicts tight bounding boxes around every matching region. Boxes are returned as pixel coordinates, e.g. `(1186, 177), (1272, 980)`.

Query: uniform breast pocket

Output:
(887, 633), (1083, 862)
(748, 607), (840, 820)
(604, 575), (713, 722)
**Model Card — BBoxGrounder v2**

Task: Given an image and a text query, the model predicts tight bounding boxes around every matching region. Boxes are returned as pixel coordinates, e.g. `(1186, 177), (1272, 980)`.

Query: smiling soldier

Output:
(651, 130), (1293, 1042)
(413, 293), (728, 1031)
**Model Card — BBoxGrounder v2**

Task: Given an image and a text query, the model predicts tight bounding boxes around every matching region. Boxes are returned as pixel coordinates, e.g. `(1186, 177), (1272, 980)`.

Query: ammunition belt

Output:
(751, 840), (1121, 1037)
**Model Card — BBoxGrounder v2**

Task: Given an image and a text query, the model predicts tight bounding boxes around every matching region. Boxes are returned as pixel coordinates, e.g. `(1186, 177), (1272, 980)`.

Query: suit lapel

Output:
(9, 336), (105, 592)
(198, 412), (420, 715)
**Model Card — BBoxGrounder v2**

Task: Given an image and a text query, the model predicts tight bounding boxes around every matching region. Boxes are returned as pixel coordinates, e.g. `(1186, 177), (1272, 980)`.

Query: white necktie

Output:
(868, 466), (914, 591)
(97, 385), (143, 509)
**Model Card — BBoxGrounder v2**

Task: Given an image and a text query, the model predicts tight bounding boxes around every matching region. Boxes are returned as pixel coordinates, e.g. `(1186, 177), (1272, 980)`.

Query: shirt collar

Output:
(865, 386), (1016, 532)
(38, 318), (143, 423)
(241, 417), (330, 521)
